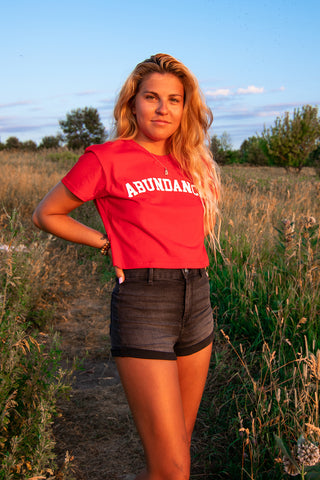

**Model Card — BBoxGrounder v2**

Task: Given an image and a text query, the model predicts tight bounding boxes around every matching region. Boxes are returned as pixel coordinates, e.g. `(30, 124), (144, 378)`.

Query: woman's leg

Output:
(116, 356), (190, 480)
(115, 343), (212, 480)
(177, 342), (212, 443)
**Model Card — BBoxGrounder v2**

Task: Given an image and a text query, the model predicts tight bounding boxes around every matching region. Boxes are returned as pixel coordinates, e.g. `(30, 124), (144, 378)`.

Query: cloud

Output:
(213, 102), (299, 123)
(262, 102), (298, 110)
(215, 111), (257, 121)
(205, 85), (265, 99)
(0, 101), (33, 109)
(237, 85), (264, 95)
(0, 122), (58, 134)
(0, 115), (16, 122)
(206, 88), (232, 98)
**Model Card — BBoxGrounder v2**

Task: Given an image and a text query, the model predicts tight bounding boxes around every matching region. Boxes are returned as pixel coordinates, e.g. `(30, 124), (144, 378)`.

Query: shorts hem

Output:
(111, 332), (214, 360)
(175, 332), (214, 357)
(111, 347), (177, 360)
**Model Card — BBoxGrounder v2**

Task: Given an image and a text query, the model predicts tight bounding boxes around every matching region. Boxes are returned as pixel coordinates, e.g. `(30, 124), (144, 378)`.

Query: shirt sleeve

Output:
(61, 151), (107, 201)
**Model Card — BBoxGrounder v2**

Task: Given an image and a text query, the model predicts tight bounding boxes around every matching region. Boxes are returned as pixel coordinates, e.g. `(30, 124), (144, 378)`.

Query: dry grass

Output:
(221, 165), (320, 259)
(0, 150), (77, 222)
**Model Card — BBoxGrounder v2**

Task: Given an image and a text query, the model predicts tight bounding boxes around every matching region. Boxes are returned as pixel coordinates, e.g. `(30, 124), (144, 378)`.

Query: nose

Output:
(156, 99), (168, 115)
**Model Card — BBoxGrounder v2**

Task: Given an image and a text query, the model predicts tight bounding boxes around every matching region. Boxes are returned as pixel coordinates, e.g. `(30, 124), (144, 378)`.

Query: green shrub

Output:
(0, 224), (72, 479)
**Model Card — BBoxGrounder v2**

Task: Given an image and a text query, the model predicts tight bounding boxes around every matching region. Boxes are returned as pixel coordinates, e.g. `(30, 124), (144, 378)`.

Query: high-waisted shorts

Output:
(110, 268), (213, 360)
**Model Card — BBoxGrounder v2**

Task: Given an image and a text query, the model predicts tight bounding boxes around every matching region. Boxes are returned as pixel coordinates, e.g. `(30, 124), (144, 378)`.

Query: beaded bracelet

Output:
(100, 235), (111, 256)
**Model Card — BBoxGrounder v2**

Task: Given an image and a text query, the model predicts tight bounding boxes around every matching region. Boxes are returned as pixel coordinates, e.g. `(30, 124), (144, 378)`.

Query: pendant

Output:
(165, 168), (168, 176)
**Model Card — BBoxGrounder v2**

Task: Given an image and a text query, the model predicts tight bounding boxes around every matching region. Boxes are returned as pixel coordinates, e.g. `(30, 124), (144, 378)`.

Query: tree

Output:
(59, 107), (107, 150)
(39, 135), (63, 149)
(219, 131), (233, 151)
(210, 132), (238, 165)
(240, 136), (270, 165)
(263, 105), (320, 172)
(5, 136), (21, 149)
(210, 135), (226, 164)
(309, 143), (320, 178)
(22, 140), (37, 151)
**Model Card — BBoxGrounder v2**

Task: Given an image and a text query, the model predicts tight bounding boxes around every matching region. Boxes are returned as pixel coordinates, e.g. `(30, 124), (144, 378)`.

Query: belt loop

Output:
(200, 268), (205, 277)
(148, 268), (154, 284)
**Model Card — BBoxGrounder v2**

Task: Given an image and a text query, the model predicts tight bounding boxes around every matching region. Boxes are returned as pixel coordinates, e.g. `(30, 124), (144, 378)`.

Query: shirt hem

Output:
(113, 262), (209, 269)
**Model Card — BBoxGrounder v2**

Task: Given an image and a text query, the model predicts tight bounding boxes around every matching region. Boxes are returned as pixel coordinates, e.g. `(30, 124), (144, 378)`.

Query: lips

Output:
(152, 119), (170, 125)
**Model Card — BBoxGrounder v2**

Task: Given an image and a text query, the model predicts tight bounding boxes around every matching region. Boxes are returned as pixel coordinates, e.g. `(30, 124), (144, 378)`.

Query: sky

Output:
(1, 0), (319, 149)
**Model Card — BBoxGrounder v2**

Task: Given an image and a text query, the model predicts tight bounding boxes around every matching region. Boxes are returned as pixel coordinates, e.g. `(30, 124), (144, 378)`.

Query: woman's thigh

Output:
(177, 342), (212, 440)
(115, 357), (190, 478)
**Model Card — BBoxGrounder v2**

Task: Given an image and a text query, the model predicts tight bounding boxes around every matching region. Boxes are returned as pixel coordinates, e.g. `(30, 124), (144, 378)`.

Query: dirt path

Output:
(52, 279), (145, 480)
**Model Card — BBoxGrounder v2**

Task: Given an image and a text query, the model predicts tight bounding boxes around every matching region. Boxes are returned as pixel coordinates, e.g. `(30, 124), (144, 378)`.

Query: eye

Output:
(170, 97), (181, 104)
(145, 94), (157, 101)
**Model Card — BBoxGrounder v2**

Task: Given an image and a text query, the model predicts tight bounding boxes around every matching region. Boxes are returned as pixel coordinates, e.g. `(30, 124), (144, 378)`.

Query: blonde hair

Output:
(113, 53), (220, 244)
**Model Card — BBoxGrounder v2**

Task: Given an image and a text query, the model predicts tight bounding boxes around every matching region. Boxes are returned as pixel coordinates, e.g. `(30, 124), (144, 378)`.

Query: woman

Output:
(33, 53), (220, 480)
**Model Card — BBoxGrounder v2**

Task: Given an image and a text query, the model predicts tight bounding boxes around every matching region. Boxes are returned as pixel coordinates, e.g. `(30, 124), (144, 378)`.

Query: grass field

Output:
(0, 150), (319, 479)
(202, 164), (320, 479)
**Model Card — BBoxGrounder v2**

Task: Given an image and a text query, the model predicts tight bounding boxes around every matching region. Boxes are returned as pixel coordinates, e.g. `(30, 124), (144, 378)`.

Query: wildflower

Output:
(282, 455), (300, 476)
(282, 218), (295, 244)
(296, 441), (320, 467)
(303, 216), (316, 229)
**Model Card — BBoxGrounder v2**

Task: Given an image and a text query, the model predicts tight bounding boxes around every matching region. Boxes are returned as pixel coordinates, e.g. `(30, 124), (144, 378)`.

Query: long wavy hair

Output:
(113, 53), (220, 244)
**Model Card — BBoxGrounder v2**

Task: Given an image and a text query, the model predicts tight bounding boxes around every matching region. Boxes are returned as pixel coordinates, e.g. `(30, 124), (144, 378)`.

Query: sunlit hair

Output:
(113, 53), (220, 245)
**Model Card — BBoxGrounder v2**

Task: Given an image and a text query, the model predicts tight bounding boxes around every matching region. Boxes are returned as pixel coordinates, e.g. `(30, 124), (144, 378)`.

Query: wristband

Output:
(100, 235), (111, 256)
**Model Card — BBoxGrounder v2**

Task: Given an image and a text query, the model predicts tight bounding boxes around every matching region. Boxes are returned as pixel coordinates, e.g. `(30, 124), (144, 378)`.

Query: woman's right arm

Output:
(32, 181), (106, 249)
(33, 181), (126, 282)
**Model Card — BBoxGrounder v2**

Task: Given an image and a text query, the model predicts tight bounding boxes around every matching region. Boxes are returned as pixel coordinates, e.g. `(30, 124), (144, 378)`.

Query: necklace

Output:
(148, 151), (169, 176)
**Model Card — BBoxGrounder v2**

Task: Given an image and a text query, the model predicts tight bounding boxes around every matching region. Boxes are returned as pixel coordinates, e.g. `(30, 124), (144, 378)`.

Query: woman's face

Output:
(132, 72), (184, 155)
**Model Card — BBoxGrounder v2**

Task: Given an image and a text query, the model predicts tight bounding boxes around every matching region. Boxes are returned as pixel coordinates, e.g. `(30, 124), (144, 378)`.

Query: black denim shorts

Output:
(110, 268), (213, 360)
